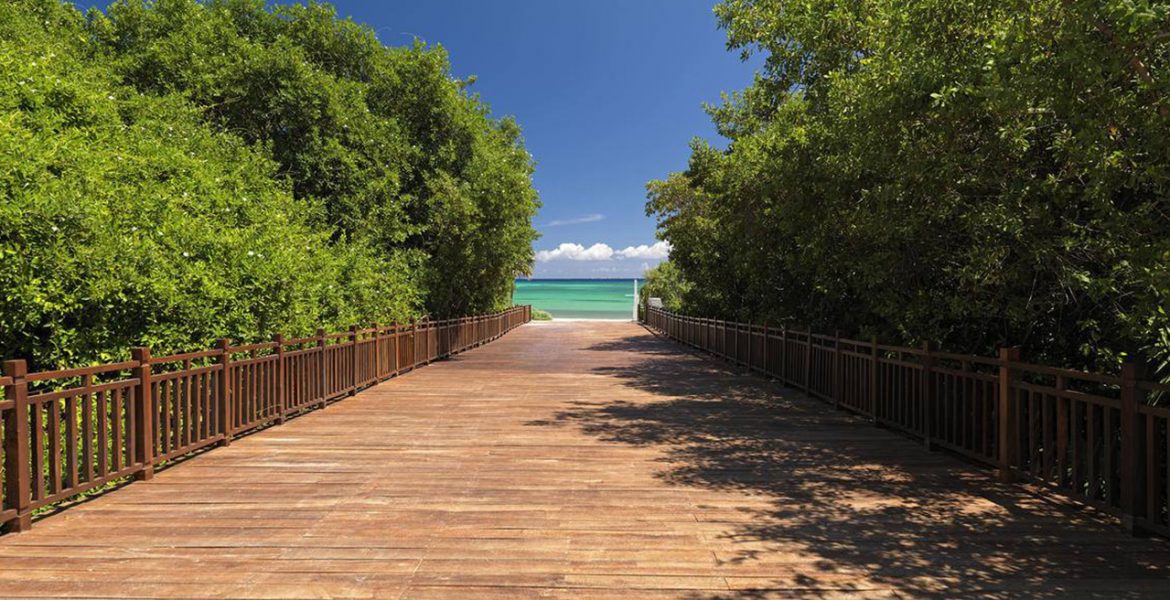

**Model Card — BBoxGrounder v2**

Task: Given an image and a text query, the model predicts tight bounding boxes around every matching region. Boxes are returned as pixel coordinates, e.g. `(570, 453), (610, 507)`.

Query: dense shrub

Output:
(638, 262), (689, 314)
(649, 0), (1170, 376)
(1, 0), (534, 370)
(89, 0), (540, 317)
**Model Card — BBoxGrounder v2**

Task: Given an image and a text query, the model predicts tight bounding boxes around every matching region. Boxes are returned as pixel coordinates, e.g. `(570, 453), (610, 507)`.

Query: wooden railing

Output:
(643, 307), (1170, 538)
(0, 305), (531, 533)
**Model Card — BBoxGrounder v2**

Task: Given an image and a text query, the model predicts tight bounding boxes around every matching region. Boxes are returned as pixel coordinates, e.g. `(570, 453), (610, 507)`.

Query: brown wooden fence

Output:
(643, 307), (1170, 538)
(0, 305), (531, 533)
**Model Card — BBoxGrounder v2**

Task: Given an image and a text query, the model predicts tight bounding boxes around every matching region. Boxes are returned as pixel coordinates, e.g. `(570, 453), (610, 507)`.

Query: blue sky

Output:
(83, 0), (761, 278)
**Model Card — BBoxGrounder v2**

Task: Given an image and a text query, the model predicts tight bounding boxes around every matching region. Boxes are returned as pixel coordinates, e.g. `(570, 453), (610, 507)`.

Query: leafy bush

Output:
(638, 261), (689, 314)
(89, 0), (540, 317)
(1, 0), (538, 370)
(649, 0), (1170, 375)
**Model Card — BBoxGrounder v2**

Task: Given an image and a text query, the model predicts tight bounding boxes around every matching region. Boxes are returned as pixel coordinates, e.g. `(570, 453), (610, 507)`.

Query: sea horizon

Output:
(516, 277), (645, 281)
(513, 279), (641, 320)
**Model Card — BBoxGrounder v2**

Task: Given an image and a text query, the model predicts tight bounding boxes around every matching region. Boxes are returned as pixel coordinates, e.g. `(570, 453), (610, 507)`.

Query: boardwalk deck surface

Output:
(2, 321), (1170, 598)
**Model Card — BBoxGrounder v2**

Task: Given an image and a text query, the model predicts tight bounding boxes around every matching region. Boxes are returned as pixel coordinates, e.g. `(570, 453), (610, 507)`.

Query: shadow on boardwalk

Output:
(529, 329), (1170, 598)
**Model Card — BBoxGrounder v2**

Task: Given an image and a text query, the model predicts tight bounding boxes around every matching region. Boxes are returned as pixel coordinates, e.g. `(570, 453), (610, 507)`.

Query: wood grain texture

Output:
(1, 321), (1169, 598)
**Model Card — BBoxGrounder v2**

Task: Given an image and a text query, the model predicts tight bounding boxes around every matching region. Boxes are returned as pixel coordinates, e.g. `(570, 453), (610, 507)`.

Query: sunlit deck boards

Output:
(2, 321), (1169, 598)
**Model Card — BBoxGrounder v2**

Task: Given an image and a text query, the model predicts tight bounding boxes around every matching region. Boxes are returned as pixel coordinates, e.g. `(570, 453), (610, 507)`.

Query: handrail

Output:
(641, 306), (1169, 539)
(0, 305), (532, 533)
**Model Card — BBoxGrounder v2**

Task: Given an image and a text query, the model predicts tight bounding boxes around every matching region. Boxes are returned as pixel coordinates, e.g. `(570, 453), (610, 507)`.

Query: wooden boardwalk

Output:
(2, 321), (1169, 598)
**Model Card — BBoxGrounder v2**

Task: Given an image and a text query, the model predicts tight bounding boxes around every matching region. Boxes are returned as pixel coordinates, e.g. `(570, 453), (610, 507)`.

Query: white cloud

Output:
(536, 242), (615, 262)
(535, 241), (671, 262)
(545, 213), (605, 227)
(615, 241), (671, 260)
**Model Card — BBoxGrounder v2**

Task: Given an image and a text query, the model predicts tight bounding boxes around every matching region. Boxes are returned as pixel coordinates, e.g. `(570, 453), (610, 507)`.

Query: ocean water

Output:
(513, 279), (642, 320)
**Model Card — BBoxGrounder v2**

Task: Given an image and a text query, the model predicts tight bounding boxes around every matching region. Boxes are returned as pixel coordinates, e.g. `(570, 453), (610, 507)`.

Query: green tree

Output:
(89, 0), (540, 316)
(0, 0), (417, 369)
(650, 0), (1170, 375)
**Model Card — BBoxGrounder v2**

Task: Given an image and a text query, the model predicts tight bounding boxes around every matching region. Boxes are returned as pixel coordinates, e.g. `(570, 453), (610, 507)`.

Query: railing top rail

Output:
(931, 350), (1000, 366)
(284, 335), (320, 345)
(28, 377), (140, 404)
(25, 360), (138, 383)
(150, 349), (223, 364)
(645, 306), (1158, 387)
(1013, 361), (1124, 386)
(1139, 380), (1170, 393)
(230, 341), (281, 353)
(10, 304), (534, 386)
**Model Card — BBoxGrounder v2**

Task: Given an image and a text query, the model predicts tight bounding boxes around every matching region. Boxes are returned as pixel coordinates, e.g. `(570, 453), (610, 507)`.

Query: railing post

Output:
(317, 328), (327, 408)
(803, 328), (813, 393)
(391, 322), (400, 376)
(735, 323), (742, 364)
(349, 325), (359, 396)
(745, 323), (753, 368)
(780, 327), (788, 383)
(425, 319), (432, 360)
(373, 325), (381, 380)
(997, 346), (1021, 482)
(762, 324), (770, 377)
(869, 336), (879, 420)
(832, 332), (841, 409)
(3, 360), (32, 532)
(216, 339), (233, 446)
(130, 347), (154, 480)
(410, 319), (418, 368)
(273, 334), (286, 423)
(1120, 363), (1145, 535)
(921, 341), (935, 450)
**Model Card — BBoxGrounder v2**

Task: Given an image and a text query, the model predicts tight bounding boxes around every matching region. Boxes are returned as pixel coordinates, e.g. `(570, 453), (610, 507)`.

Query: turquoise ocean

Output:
(513, 279), (642, 320)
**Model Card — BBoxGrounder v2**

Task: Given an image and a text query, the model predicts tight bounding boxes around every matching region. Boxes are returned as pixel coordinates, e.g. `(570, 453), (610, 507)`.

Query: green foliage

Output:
(531, 308), (553, 321)
(638, 261), (690, 314)
(1, 0), (534, 370)
(650, 0), (1170, 375)
(89, 0), (539, 317)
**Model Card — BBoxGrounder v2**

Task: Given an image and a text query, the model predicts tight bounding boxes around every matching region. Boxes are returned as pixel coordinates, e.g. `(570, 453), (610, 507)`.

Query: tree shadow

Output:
(529, 330), (1170, 597)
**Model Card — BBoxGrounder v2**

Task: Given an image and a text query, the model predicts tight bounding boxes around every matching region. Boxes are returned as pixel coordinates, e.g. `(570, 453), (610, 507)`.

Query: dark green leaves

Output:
(651, 0), (1170, 376)
(0, 0), (537, 369)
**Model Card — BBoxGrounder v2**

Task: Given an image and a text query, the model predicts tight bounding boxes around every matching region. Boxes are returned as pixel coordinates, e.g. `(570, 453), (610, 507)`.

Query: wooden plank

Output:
(1, 322), (1169, 598)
